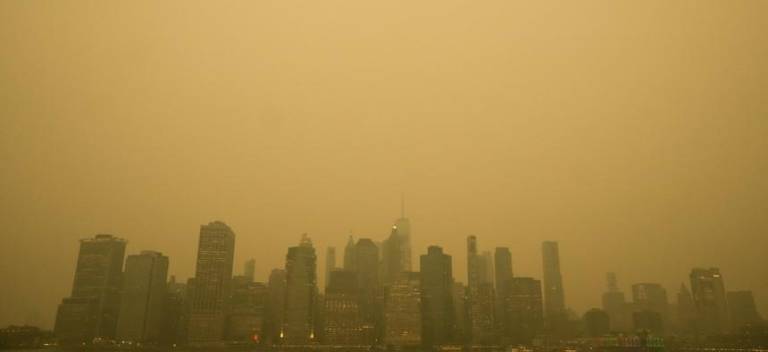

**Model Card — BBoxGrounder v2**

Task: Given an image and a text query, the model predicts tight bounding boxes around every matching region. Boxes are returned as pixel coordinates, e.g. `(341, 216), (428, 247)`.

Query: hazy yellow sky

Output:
(1, 1), (767, 328)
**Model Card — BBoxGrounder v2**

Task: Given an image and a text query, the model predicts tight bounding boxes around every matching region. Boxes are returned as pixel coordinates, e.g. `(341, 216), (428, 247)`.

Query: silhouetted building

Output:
(632, 283), (669, 325)
(727, 291), (762, 331)
(226, 276), (267, 342)
(383, 272), (421, 347)
(244, 259), (256, 283)
(264, 269), (286, 344)
(498, 277), (543, 344)
(542, 241), (566, 324)
(0, 325), (55, 349)
(394, 212), (412, 272)
(602, 273), (630, 332)
(452, 282), (468, 344)
(420, 246), (454, 346)
(282, 234), (318, 344)
(675, 283), (696, 335)
(325, 247), (336, 289)
(353, 238), (380, 343)
(633, 310), (664, 334)
(116, 250), (169, 343)
(467, 236), (495, 344)
(324, 270), (364, 345)
(382, 226), (406, 285)
(690, 267), (729, 334)
(343, 236), (356, 271)
(54, 234), (127, 345)
(480, 251), (494, 285)
(160, 276), (188, 346)
(187, 221), (236, 345)
(494, 247), (513, 292)
(584, 308), (610, 337)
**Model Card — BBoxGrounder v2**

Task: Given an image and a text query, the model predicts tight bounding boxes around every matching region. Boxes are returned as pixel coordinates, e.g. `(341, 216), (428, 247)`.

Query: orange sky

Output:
(1, 1), (767, 328)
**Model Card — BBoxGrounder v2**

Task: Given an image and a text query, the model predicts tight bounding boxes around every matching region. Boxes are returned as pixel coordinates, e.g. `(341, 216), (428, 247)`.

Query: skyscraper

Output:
(494, 247), (513, 291)
(382, 226), (405, 285)
(452, 282), (468, 344)
(394, 195), (412, 272)
(383, 272), (421, 347)
(480, 251), (494, 285)
(282, 234), (318, 344)
(689, 267), (729, 334)
(542, 241), (566, 322)
(226, 276), (267, 342)
(466, 236), (495, 344)
(583, 308), (610, 337)
(325, 247), (336, 289)
(353, 238), (380, 343)
(343, 236), (356, 271)
(324, 270), (364, 345)
(498, 277), (543, 344)
(420, 246), (454, 346)
(116, 250), (169, 343)
(264, 269), (286, 344)
(676, 283), (696, 334)
(631, 283), (669, 324)
(54, 234), (127, 345)
(602, 273), (630, 332)
(244, 259), (256, 283)
(727, 291), (762, 331)
(187, 221), (236, 345)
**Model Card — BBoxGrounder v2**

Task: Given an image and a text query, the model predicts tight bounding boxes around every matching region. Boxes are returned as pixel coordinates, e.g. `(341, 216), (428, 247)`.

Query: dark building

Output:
(324, 270), (364, 345)
(633, 310), (664, 334)
(325, 247), (337, 289)
(602, 273), (630, 332)
(542, 241), (566, 325)
(452, 282), (468, 344)
(244, 259), (256, 283)
(631, 283), (669, 325)
(584, 308), (610, 337)
(282, 234), (318, 344)
(467, 236), (495, 344)
(116, 250), (169, 343)
(382, 226), (406, 285)
(676, 283), (696, 334)
(0, 325), (55, 349)
(727, 291), (763, 331)
(54, 234), (127, 345)
(353, 238), (380, 343)
(494, 247), (513, 292)
(264, 269), (286, 344)
(226, 276), (267, 342)
(187, 221), (236, 345)
(498, 277), (543, 344)
(159, 276), (188, 346)
(394, 208), (413, 272)
(420, 246), (454, 346)
(383, 272), (422, 347)
(690, 267), (729, 334)
(343, 236), (356, 271)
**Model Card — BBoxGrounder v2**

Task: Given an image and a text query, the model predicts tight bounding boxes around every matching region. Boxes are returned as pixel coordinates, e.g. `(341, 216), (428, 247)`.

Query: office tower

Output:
(187, 221), (236, 345)
(494, 248), (513, 291)
(343, 236), (356, 271)
(542, 241), (566, 322)
(282, 234), (318, 344)
(54, 234), (127, 345)
(324, 270), (363, 345)
(116, 251), (169, 342)
(382, 226), (405, 285)
(353, 238), (380, 342)
(264, 269), (286, 344)
(466, 235), (495, 344)
(394, 195), (412, 272)
(244, 259), (256, 283)
(633, 310), (664, 334)
(325, 247), (337, 289)
(160, 276), (188, 346)
(584, 308), (610, 337)
(632, 283), (669, 324)
(689, 267), (729, 334)
(383, 272), (422, 347)
(451, 283), (468, 344)
(602, 273), (630, 332)
(420, 246), (454, 346)
(727, 291), (762, 330)
(498, 277), (543, 344)
(676, 284), (696, 334)
(226, 276), (267, 342)
(479, 251), (494, 284)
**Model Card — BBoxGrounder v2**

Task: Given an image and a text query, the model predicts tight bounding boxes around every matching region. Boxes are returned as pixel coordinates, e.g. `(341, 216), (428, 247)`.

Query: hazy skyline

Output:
(1, 1), (767, 329)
